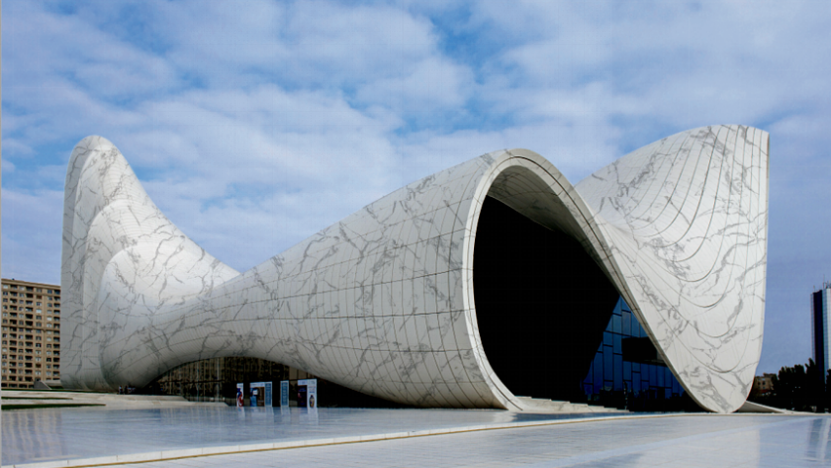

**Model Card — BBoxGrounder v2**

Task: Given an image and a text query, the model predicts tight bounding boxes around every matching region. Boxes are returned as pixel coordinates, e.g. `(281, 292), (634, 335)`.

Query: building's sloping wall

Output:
(577, 126), (769, 413)
(61, 137), (240, 390)
(61, 125), (768, 413)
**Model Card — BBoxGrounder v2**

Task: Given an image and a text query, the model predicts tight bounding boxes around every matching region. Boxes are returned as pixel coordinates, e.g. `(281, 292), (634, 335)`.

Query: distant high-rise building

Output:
(0, 278), (62, 388)
(811, 284), (831, 377)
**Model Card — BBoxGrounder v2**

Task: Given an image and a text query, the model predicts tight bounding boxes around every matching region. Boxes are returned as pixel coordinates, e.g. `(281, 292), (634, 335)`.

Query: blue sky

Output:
(4, 0), (831, 374)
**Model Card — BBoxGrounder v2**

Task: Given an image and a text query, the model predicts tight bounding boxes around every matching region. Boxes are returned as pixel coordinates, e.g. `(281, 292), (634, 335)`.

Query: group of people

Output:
(236, 387), (260, 407)
(118, 385), (136, 394)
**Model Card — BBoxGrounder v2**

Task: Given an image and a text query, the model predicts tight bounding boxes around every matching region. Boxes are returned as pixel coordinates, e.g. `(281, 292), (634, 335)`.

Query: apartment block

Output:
(1, 278), (61, 388)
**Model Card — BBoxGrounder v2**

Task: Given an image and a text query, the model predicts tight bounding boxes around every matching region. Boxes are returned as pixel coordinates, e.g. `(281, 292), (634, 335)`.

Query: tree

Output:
(806, 359), (825, 412)
(826, 368), (831, 412)
(773, 364), (807, 411)
(752, 361), (828, 412)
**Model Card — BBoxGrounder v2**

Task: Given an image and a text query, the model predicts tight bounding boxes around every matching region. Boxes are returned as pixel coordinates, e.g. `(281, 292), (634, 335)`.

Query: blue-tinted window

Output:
(613, 354), (623, 390)
(622, 311), (631, 336)
(604, 346), (614, 378)
(611, 315), (621, 333)
(581, 297), (684, 407)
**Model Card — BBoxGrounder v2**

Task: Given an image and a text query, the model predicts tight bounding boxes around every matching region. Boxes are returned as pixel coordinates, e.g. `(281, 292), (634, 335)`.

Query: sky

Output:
(3, 0), (831, 375)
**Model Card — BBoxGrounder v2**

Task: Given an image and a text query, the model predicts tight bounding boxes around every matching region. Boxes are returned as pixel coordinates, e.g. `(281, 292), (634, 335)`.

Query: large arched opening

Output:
(473, 169), (620, 403)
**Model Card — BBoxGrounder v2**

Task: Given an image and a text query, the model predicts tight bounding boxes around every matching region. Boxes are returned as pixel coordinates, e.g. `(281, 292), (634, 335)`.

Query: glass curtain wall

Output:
(582, 298), (691, 411)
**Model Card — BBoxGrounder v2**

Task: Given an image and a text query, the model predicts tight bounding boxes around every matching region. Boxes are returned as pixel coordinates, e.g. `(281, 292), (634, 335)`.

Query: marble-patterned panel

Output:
(576, 125), (768, 413)
(62, 127), (767, 413)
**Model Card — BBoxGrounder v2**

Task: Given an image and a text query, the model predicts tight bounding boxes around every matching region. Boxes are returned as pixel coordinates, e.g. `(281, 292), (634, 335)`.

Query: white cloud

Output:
(4, 1), (177, 98)
(1, 188), (64, 284)
(2, 160), (16, 174)
(355, 55), (473, 112)
(3, 0), (831, 372)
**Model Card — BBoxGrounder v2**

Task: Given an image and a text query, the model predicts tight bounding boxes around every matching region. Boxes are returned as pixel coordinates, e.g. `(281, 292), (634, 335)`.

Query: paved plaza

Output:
(2, 407), (830, 468)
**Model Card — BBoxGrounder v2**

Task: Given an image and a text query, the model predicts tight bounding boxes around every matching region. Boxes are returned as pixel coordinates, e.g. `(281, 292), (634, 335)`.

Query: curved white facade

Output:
(61, 125), (768, 413)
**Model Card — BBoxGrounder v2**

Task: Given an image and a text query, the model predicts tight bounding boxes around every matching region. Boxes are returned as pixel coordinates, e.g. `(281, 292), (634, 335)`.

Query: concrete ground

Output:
(121, 414), (831, 468)
(1, 390), (226, 410)
(2, 404), (829, 468)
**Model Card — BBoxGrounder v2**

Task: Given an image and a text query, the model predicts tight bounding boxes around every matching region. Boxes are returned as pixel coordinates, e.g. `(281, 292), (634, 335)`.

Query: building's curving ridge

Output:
(61, 125), (768, 413)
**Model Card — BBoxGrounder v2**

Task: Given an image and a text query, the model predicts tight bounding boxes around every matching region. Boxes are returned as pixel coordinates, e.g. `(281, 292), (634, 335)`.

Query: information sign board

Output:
(280, 380), (289, 407)
(236, 383), (244, 407)
(297, 378), (318, 408)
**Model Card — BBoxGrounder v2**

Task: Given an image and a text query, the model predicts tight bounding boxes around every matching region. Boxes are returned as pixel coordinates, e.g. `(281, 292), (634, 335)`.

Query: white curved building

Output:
(61, 125), (768, 413)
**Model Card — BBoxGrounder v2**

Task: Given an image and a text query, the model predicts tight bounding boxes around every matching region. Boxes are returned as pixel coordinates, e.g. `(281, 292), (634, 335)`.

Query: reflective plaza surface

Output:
(2, 407), (830, 467)
(1, 407), (628, 465)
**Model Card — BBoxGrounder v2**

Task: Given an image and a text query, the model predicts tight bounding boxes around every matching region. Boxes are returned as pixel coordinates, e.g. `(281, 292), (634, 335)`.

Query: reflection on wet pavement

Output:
(3, 408), (830, 467)
(1, 406), (628, 465)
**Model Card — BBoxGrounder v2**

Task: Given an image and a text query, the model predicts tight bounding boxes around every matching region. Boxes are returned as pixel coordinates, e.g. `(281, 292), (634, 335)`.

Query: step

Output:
(515, 396), (628, 414)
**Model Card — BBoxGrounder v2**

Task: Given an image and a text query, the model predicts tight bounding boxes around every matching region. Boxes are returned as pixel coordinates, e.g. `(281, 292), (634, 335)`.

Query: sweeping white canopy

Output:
(61, 125), (768, 413)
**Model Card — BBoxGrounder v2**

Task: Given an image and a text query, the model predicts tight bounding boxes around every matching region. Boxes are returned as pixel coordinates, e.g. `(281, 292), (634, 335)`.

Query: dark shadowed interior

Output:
(474, 196), (620, 402)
